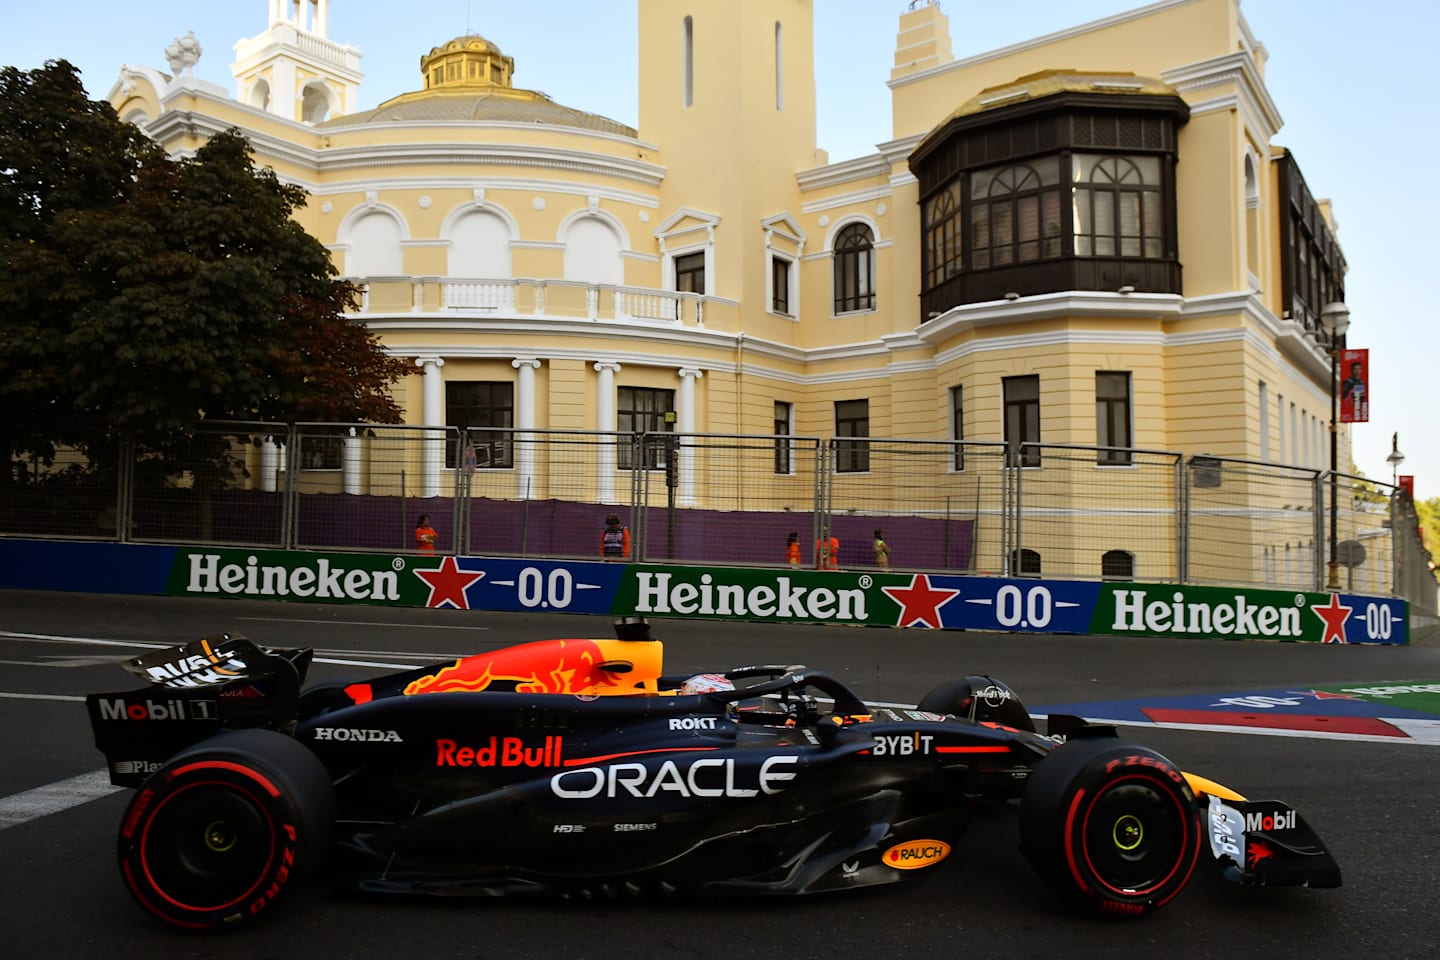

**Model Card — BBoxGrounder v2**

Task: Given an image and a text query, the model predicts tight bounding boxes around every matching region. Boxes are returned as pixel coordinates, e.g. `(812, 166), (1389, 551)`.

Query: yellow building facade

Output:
(106, 0), (1361, 585)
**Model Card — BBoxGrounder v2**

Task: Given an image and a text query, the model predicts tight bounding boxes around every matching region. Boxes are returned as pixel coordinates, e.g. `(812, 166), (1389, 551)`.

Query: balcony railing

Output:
(348, 277), (728, 330)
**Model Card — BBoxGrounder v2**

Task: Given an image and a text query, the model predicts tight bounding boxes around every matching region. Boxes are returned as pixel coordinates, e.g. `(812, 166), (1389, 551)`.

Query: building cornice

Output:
(143, 98), (665, 186)
(303, 176), (661, 208)
(887, 0), (1203, 90)
(796, 153), (892, 192)
(1161, 51), (1282, 142)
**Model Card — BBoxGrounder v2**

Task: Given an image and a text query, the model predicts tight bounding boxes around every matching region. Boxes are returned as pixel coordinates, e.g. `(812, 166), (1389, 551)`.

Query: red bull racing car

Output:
(86, 629), (1340, 931)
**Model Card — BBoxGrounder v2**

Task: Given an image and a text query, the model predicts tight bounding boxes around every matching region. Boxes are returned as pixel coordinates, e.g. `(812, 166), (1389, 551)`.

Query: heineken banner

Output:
(155, 547), (1406, 645)
(0, 540), (1408, 645)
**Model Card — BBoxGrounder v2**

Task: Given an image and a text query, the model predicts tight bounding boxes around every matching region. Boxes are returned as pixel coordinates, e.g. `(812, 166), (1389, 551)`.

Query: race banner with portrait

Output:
(1339, 348), (1369, 423)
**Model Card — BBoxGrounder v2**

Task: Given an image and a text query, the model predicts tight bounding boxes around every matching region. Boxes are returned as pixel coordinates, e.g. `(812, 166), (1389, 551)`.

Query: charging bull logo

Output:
(404, 638), (655, 696)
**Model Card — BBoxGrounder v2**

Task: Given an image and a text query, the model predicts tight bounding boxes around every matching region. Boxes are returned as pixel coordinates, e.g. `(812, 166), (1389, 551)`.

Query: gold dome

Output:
(320, 32), (635, 135)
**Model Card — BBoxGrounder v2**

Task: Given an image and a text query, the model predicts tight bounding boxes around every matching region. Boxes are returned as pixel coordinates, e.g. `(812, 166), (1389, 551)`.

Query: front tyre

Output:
(1020, 737), (1200, 917)
(117, 729), (333, 931)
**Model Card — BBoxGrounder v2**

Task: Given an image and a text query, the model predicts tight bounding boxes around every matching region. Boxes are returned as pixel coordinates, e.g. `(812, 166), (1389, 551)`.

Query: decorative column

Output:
(512, 357), (540, 500)
(595, 361), (621, 503)
(417, 356), (445, 498)
(677, 366), (703, 506)
(260, 436), (280, 493)
(342, 426), (361, 494)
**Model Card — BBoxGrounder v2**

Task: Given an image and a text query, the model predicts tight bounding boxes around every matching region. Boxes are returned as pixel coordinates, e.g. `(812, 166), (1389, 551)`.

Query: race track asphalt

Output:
(2, 589), (1438, 959)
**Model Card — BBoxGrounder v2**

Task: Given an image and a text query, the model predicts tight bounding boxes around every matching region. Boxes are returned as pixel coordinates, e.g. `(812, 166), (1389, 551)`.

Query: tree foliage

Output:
(1415, 497), (1440, 556)
(0, 60), (409, 473)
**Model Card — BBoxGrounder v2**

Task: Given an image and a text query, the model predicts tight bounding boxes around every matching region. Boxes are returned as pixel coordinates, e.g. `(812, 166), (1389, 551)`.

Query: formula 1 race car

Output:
(86, 628), (1341, 931)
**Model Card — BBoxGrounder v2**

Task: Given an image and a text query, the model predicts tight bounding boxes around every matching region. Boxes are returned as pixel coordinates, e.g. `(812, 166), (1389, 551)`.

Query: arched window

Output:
(300, 83), (331, 124)
(1101, 549), (1134, 580)
(248, 78), (271, 112)
(1072, 155), (1162, 258)
(971, 159), (1061, 268)
(1010, 548), (1042, 577)
(344, 211), (403, 277)
(448, 210), (512, 279)
(833, 223), (875, 314)
(924, 180), (962, 288)
(562, 216), (623, 286)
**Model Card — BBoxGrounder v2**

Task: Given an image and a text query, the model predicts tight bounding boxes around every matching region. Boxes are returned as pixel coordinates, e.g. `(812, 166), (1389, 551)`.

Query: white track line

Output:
(0, 770), (122, 831)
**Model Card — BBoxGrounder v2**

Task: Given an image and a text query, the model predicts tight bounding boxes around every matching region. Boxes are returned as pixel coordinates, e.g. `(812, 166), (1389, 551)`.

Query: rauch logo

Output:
(884, 839), (951, 870)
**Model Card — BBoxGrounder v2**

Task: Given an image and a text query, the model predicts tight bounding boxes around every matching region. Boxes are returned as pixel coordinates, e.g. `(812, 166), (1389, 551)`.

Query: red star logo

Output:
(413, 557), (485, 610)
(881, 574), (960, 629)
(1289, 688), (1362, 700)
(1310, 593), (1354, 644)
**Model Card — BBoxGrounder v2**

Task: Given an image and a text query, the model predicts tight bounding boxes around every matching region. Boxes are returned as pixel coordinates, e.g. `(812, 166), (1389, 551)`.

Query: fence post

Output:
(1175, 454), (1186, 584)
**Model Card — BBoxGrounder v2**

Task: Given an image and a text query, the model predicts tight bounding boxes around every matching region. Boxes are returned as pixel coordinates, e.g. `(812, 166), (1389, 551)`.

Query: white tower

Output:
(231, 0), (362, 123)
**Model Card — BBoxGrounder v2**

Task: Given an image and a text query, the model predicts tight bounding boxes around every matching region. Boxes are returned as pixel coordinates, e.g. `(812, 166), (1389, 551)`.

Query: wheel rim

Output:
(139, 781), (275, 912)
(1080, 778), (1189, 895)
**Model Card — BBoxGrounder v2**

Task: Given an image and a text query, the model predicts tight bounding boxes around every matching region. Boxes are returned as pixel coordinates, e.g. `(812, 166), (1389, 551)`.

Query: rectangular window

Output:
(949, 385), (964, 471)
(834, 399), (870, 473)
(1003, 375), (1041, 467)
(773, 401), (793, 474)
(618, 386), (675, 470)
(1096, 372), (1132, 465)
(771, 255), (791, 315)
(298, 429), (343, 470)
(674, 251), (705, 294)
(446, 381), (514, 469)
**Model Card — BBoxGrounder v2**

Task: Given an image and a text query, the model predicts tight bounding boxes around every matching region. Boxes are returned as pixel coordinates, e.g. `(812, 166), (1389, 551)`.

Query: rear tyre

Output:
(1020, 737), (1200, 917)
(117, 729), (333, 931)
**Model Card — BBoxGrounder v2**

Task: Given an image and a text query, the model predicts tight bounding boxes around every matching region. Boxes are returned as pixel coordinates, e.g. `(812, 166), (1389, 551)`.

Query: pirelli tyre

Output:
(116, 729), (334, 931)
(1019, 737), (1201, 917)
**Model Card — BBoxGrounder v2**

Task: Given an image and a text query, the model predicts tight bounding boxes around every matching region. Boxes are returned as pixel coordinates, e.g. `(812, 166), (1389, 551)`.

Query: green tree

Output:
(0, 60), (409, 478)
(1416, 497), (1440, 555)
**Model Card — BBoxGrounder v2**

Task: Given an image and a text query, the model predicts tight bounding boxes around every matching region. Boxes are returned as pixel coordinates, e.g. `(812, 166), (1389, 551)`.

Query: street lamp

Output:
(1320, 300), (1351, 590)
(1387, 432), (1405, 488)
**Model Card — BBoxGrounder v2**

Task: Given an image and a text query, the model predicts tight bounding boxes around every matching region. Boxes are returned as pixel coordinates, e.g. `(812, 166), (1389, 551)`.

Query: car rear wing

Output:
(87, 634), (314, 787)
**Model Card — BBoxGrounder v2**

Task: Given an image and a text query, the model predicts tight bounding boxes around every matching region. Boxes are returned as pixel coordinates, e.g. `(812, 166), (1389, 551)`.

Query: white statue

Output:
(164, 31), (203, 76)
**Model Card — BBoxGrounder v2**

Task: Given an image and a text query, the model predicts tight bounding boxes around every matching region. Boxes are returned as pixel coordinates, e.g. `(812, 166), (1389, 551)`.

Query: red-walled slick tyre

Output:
(1020, 737), (1201, 917)
(117, 729), (333, 931)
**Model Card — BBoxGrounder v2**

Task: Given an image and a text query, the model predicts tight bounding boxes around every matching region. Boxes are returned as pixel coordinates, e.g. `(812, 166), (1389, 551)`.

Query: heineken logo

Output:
(1110, 589), (1302, 638)
(634, 572), (867, 622)
(184, 553), (400, 601)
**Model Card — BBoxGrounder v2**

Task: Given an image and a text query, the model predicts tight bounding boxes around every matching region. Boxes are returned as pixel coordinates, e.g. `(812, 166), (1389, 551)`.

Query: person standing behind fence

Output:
(872, 529), (890, 569)
(600, 513), (631, 561)
(415, 514), (437, 554)
(815, 526), (839, 571)
(786, 531), (801, 568)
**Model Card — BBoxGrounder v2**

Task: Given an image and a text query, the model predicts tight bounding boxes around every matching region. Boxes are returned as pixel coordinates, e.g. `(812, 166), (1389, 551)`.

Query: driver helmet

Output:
(679, 673), (735, 695)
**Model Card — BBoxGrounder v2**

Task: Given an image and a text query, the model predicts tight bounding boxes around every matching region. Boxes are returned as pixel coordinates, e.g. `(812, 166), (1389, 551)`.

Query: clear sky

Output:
(3, 0), (1435, 498)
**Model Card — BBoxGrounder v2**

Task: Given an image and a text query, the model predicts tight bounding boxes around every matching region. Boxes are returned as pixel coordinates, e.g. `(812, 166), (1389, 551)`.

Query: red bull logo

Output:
(436, 736), (564, 768)
(404, 638), (643, 696)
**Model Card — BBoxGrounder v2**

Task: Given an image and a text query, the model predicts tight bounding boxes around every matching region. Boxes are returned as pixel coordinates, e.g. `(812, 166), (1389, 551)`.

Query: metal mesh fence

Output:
(632, 433), (824, 567)
(464, 428), (639, 561)
(290, 423), (463, 554)
(1012, 445), (1181, 581)
(825, 439), (1011, 574)
(0, 425), (122, 541)
(1324, 472), (1398, 596)
(4, 417), (1435, 610)
(1185, 456), (1320, 590)
(126, 422), (284, 548)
